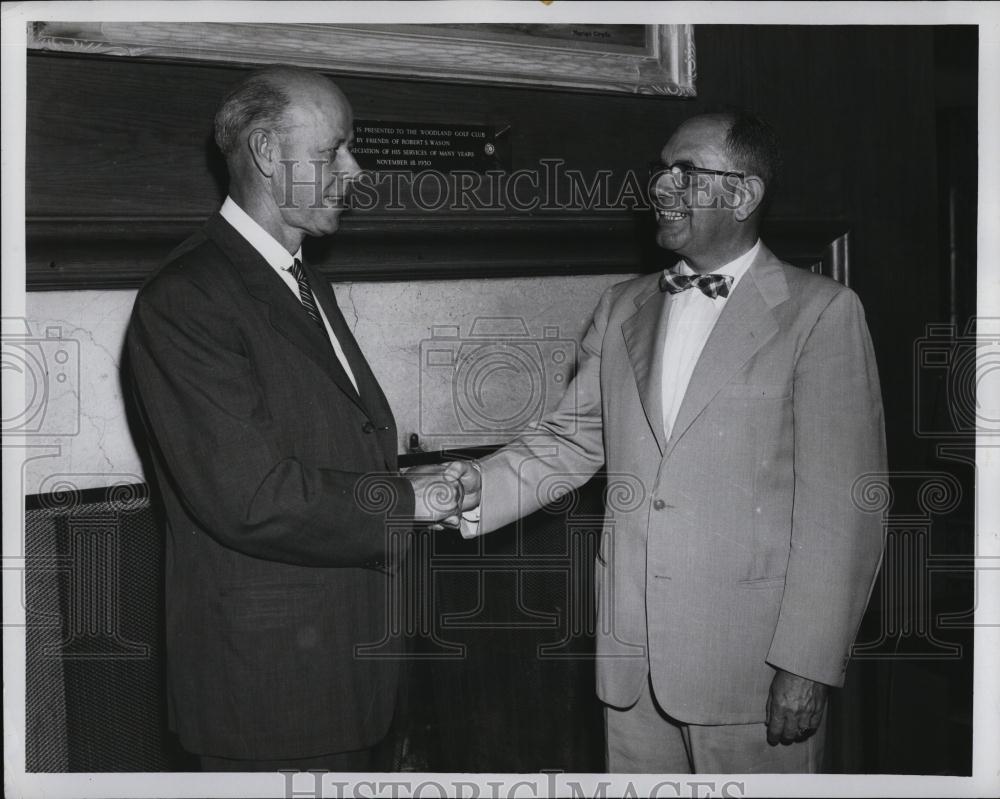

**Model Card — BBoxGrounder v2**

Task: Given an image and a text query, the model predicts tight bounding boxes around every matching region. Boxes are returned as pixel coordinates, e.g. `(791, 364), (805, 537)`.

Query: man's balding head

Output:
(213, 66), (345, 162)
(213, 66), (359, 249)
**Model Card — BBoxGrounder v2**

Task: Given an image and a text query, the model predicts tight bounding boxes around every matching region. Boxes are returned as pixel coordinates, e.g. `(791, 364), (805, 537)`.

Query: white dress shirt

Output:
(660, 239), (760, 440)
(220, 196), (359, 394)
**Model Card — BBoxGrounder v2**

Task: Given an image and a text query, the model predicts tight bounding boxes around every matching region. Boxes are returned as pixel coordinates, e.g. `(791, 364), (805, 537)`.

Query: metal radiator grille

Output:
(25, 493), (194, 771)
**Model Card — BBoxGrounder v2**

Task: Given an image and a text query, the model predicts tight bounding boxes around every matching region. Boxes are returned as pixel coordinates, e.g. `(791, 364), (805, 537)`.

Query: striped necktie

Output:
(287, 258), (363, 396)
(287, 258), (324, 328)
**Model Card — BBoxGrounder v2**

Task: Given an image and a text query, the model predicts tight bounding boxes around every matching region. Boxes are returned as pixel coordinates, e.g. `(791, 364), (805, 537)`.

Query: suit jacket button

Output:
(652, 499), (666, 510)
(362, 421), (375, 433)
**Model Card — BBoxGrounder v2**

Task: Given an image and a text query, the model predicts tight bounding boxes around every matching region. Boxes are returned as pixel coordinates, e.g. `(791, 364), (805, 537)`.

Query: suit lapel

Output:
(664, 246), (787, 458)
(622, 282), (672, 455)
(205, 215), (370, 416)
(303, 262), (400, 463)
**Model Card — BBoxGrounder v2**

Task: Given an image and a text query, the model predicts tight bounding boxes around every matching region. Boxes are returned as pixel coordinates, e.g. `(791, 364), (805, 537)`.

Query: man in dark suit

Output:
(124, 66), (461, 772)
(447, 112), (886, 772)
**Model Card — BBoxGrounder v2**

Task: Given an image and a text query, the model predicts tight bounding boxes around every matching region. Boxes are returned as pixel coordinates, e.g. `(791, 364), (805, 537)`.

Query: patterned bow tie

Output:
(659, 270), (734, 299)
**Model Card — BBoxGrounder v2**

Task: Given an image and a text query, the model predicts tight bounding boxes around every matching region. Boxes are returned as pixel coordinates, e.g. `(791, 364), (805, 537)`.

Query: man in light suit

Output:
(448, 111), (886, 772)
(125, 66), (461, 771)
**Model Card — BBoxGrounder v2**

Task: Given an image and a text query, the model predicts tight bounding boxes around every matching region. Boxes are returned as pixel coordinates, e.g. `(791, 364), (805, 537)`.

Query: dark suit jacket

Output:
(124, 214), (414, 759)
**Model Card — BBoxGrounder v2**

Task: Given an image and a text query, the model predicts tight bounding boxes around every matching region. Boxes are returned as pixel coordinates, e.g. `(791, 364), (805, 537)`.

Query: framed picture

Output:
(28, 21), (696, 96)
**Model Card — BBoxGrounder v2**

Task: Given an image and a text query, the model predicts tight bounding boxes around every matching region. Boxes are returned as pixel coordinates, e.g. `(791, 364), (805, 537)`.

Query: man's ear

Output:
(734, 175), (765, 222)
(247, 128), (276, 178)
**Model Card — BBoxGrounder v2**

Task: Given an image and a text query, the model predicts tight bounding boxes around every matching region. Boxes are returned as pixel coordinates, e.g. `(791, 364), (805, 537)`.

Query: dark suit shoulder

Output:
(128, 235), (246, 356)
(138, 225), (237, 305)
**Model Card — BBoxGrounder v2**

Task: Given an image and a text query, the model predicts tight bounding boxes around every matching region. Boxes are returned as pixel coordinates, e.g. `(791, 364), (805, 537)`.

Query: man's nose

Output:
(340, 151), (362, 183)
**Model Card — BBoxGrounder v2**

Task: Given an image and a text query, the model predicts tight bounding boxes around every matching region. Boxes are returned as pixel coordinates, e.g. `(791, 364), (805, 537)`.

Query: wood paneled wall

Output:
(27, 25), (945, 468)
(691, 26), (943, 470)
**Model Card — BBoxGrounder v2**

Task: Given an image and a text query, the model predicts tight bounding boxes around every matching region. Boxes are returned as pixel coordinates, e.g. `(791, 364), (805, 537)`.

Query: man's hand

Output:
(443, 460), (481, 513)
(403, 461), (481, 529)
(765, 668), (828, 746)
(403, 465), (463, 524)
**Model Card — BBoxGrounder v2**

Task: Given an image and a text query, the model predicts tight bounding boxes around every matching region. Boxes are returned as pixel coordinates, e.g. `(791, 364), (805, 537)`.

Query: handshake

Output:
(403, 461), (482, 528)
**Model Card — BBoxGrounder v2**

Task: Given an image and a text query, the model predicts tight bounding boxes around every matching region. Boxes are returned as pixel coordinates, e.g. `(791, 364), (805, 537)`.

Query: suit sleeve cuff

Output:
(459, 509), (480, 539)
(459, 462), (483, 539)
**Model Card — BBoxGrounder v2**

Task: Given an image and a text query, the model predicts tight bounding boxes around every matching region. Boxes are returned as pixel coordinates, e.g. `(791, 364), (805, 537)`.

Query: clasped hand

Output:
(403, 461), (481, 527)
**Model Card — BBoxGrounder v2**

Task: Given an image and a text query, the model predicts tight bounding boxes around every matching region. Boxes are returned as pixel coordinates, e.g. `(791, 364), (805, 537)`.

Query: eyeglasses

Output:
(648, 161), (745, 191)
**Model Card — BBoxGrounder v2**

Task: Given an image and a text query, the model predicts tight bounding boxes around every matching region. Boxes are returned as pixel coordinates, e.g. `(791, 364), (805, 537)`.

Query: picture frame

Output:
(27, 21), (696, 96)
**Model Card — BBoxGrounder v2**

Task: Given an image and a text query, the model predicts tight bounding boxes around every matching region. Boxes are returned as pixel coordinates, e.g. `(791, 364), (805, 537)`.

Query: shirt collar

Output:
(673, 238), (761, 289)
(219, 196), (303, 272)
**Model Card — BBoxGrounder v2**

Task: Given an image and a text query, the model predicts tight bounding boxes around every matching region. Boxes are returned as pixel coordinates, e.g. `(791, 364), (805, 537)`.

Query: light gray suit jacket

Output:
(476, 244), (886, 724)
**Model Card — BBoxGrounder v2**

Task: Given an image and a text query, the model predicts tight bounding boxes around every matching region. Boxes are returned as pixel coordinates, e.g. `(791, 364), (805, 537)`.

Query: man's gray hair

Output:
(722, 110), (781, 194)
(213, 68), (301, 158)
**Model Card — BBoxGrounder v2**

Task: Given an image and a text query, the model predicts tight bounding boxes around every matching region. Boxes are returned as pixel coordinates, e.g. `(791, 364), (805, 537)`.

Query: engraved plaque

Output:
(353, 120), (506, 172)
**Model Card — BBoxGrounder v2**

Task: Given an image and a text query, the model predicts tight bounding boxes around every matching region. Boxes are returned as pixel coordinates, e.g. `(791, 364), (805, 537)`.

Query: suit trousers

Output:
(605, 676), (826, 773)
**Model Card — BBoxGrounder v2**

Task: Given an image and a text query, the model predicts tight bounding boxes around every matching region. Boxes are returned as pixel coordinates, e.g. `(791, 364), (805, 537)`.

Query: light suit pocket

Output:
(717, 383), (790, 400)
